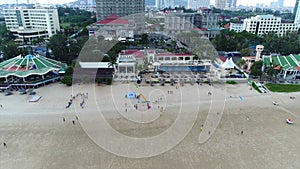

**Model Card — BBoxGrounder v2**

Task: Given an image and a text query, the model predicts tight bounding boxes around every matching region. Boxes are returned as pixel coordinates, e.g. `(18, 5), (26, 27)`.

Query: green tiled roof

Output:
(264, 54), (300, 70)
(0, 54), (67, 78)
(263, 57), (271, 66)
(293, 54), (300, 61)
(286, 56), (298, 67)
(272, 56), (281, 66)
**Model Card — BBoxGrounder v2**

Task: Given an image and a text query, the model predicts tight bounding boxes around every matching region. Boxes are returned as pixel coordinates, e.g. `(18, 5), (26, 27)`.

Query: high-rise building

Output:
(215, 0), (226, 9)
(277, 0), (284, 7)
(4, 6), (60, 43)
(226, 0), (237, 8)
(294, 0), (299, 18)
(295, 1), (300, 25)
(95, 0), (145, 21)
(156, 0), (175, 9)
(87, 0), (96, 7)
(187, 0), (210, 9)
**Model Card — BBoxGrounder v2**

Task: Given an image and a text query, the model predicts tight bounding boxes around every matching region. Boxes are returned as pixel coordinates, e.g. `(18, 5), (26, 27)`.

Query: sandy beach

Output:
(0, 82), (299, 169)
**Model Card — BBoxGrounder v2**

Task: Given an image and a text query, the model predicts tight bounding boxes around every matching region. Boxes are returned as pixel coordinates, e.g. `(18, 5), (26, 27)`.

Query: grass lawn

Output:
(266, 83), (300, 92)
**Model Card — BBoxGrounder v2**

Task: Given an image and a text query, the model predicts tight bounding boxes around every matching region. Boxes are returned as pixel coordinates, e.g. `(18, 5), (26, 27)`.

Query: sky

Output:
(0, 0), (297, 7)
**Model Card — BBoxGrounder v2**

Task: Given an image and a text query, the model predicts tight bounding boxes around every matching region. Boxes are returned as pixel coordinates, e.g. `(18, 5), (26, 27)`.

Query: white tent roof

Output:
(221, 58), (236, 69)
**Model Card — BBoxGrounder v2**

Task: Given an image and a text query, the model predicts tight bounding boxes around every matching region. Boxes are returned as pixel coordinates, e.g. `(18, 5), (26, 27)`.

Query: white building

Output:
(115, 50), (145, 81)
(295, 1), (300, 26)
(242, 15), (298, 36)
(187, 0), (210, 10)
(4, 6), (60, 43)
(229, 22), (243, 32)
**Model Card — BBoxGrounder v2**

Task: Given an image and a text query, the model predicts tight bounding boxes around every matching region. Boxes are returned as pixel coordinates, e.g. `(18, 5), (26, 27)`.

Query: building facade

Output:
(295, 1), (300, 26)
(165, 10), (219, 37)
(242, 15), (298, 36)
(187, 0), (210, 10)
(215, 0), (227, 9)
(226, 0), (237, 8)
(196, 8), (219, 29)
(164, 13), (195, 33)
(96, 0), (145, 21)
(229, 22), (243, 32)
(4, 7), (60, 43)
(156, 0), (175, 9)
(88, 14), (133, 40)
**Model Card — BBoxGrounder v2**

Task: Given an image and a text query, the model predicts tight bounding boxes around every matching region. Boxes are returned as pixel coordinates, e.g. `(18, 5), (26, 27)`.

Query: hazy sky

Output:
(0, 0), (296, 7)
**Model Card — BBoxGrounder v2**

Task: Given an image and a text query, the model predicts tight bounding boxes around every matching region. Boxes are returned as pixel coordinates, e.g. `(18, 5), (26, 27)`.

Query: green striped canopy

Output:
(0, 54), (67, 78)
(264, 54), (300, 70)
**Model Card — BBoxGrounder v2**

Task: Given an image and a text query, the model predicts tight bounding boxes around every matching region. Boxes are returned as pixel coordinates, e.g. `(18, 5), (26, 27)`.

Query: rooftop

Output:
(119, 50), (145, 58)
(0, 54), (67, 78)
(96, 14), (129, 25)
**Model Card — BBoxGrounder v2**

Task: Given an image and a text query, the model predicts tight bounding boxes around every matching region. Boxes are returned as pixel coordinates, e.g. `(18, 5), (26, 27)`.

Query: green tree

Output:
(48, 34), (69, 62)
(61, 75), (73, 86)
(250, 60), (263, 79)
(1, 41), (20, 59)
(240, 48), (250, 56)
(266, 66), (281, 82)
(65, 66), (74, 76)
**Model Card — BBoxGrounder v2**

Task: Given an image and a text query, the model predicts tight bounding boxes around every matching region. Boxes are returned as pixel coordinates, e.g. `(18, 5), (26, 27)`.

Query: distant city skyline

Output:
(0, 0), (296, 7)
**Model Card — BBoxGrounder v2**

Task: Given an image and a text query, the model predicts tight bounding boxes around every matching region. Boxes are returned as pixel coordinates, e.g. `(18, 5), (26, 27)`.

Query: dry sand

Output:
(0, 82), (299, 169)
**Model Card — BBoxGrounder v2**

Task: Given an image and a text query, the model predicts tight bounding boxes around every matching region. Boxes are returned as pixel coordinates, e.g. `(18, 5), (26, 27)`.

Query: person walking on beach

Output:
(63, 117), (65, 122)
(3, 142), (7, 147)
(72, 120), (75, 125)
(241, 130), (243, 135)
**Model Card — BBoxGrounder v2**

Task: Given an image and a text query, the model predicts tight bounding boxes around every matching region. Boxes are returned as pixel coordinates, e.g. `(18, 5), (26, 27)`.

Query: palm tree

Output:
(107, 54), (117, 73)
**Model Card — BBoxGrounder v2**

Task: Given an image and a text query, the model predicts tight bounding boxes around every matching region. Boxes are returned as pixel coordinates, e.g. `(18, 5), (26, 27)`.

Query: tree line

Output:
(212, 30), (300, 56)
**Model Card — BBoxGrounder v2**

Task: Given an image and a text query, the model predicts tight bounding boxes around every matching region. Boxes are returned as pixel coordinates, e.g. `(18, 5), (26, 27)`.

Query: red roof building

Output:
(96, 14), (129, 25)
(119, 50), (145, 59)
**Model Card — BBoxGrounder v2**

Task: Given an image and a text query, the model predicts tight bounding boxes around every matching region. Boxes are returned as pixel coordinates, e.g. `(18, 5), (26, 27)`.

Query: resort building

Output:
(164, 13), (195, 34)
(115, 50), (145, 81)
(95, 0), (145, 30)
(0, 54), (67, 90)
(165, 10), (220, 37)
(229, 22), (243, 33)
(196, 8), (219, 30)
(96, 0), (145, 21)
(152, 53), (211, 72)
(262, 54), (300, 80)
(87, 14), (133, 40)
(242, 15), (299, 36)
(4, 6), (60, 43)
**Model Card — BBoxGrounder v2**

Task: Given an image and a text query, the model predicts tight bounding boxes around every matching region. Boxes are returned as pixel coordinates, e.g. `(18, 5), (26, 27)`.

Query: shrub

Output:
(226, 80), (237, 84)
(61, 76), (72, 86)
(65, 66), (74, 76)
(106, 78), (112, 85)
(251, 82), (262, 93)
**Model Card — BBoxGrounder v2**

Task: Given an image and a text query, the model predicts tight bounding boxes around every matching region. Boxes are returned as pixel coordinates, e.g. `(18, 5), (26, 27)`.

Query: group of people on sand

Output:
(167, 90), (173, 94)
(63, 92), (89, 125)
(62, 116), (78, 125)
(66, 92), (88, 109)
